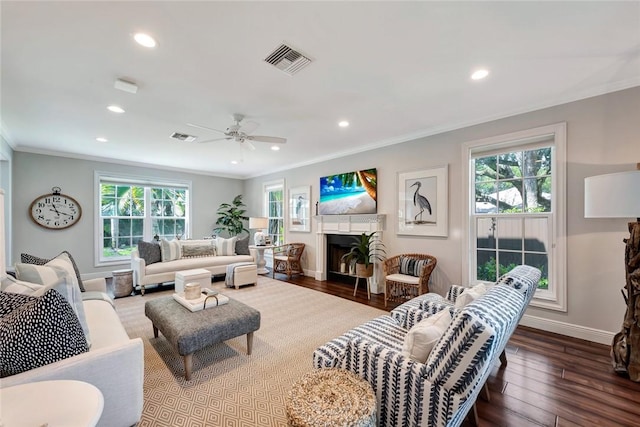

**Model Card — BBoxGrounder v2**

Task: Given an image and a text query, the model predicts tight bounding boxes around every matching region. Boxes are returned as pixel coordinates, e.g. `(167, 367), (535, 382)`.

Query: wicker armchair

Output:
(272, 243), (305, 279)
(383, 253), (437, 307)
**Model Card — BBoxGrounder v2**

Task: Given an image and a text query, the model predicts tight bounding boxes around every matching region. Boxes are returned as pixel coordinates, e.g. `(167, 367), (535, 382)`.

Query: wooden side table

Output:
(0, 380), (104, 426)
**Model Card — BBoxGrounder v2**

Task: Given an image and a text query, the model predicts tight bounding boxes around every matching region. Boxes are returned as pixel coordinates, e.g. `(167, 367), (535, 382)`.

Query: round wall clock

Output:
(29, 187), (82, 230)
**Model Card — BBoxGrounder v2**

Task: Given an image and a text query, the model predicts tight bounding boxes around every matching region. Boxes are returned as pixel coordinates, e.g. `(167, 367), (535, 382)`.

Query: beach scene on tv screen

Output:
(319, 168), (377, 215)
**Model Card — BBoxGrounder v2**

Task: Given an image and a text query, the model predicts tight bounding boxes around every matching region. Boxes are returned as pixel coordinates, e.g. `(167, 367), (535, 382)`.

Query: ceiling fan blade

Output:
(246, 135), (287, 144)
(186, 123), (227, 134)
(242, 140), (256, 151)
(197, 136), (232, 144)
(239, 120), (259, 135)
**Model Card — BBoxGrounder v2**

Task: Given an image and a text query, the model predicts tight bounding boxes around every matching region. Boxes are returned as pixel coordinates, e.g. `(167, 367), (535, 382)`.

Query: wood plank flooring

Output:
(280, 273), (640, 427)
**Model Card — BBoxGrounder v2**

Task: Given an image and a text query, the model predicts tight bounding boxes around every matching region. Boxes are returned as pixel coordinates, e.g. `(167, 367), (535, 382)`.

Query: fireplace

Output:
(314, 214), (386, 294)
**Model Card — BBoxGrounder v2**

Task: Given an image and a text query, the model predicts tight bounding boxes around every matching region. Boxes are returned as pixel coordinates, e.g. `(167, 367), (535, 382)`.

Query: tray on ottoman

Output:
(144, 295), (260, 380)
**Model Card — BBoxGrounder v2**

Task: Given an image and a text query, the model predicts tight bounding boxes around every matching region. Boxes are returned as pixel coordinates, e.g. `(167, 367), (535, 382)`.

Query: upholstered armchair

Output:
(383, 253), (437, 307)
(272, 243), (305, 279)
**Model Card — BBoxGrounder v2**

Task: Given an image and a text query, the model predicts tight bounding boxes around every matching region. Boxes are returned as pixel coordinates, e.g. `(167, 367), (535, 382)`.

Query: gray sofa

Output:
(1, 277), (144, 427)
(314, 265), (541, 427)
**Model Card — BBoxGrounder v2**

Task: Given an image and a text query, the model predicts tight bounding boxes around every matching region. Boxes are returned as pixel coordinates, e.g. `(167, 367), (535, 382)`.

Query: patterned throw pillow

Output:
(0, 289), (89, 377)
(0, 291), (34, 316)
(160, 239), (181, 262)
(235, 236), (250, 256)
(181, 244), (216, 258)
(215, 237), (238, 256)
(21, 251), (86, 292)
(399, 257), (430, 277)
(138, 241), (162, 265)
(14, 253), (91, 346)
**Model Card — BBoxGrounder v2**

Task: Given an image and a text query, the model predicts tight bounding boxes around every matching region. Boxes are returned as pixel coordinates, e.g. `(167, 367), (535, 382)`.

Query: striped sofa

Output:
(313, 265), (541, 427)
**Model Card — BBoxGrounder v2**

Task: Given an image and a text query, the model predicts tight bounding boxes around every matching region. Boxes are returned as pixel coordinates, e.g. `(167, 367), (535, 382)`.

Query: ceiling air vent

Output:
(264, 43), (311, 76)
(170, 132), (197, 143)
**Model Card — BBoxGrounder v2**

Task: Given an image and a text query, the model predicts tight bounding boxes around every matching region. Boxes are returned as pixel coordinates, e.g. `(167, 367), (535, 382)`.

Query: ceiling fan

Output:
(186, 114), (287, 151)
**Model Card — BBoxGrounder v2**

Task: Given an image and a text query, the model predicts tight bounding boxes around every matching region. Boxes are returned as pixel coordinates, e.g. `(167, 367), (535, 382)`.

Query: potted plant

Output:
(213, 194), (249, 237)
(341, 231), (386, 277)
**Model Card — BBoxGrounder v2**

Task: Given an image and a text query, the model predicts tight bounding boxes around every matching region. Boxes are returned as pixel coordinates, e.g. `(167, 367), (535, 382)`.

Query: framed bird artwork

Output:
(397, 165), (448, 237)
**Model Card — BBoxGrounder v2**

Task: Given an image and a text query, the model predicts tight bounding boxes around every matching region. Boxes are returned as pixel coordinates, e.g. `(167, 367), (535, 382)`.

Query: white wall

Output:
(0, 135), (13, 271)
(243, 86), (640, 343)
(11, 152), (244, 277)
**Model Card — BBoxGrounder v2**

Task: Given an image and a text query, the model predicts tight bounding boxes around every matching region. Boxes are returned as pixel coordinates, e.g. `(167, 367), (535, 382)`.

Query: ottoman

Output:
(225, 262), (258, 289)
(144, 296), (261, 380)
(286, 368), (377, 427)
(175, 268), (211, 293)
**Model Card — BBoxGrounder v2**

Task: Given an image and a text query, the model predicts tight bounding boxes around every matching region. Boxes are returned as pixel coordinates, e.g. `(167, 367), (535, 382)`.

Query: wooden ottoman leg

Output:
(153, 325), (159, 338)
(184, 354), (193, 381)
(247, 332), (254, 355)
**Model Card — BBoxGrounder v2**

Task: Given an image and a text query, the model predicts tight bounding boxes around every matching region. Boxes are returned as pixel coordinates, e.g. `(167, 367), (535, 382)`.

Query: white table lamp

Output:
(249, 217), (269, 246)
(584, 166), (640, 381)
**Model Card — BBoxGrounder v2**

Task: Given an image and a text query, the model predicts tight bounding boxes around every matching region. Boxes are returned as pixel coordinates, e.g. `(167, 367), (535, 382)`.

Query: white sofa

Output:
(1, 277), (144, 427)
(131, 248), (255, 295)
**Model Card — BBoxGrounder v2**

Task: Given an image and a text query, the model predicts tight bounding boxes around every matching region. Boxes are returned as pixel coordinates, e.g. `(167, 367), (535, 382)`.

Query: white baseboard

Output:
(520, 314), (615, 345)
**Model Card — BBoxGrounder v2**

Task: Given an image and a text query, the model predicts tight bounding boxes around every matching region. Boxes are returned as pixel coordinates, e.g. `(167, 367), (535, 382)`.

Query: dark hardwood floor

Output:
(279, 273), (640, 427)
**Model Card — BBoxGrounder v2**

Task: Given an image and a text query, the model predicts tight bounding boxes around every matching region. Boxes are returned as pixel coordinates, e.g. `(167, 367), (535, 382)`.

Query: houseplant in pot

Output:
(341, 231), (386, 277)
(213, 194), (249, 237)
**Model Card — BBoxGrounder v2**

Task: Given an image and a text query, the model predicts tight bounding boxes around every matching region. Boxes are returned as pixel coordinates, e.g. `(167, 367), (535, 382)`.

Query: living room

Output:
(2, 1), (640, 426)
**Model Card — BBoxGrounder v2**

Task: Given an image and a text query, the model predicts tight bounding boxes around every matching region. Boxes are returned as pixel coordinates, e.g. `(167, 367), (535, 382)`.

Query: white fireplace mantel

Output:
(314, 214), (386, 294)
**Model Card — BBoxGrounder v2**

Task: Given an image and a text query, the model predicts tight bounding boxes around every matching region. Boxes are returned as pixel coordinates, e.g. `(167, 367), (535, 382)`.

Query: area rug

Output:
(114, 276), (386, 426)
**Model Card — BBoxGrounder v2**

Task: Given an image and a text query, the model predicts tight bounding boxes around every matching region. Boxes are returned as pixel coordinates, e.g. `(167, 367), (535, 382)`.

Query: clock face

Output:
(29, 193), (82, 230)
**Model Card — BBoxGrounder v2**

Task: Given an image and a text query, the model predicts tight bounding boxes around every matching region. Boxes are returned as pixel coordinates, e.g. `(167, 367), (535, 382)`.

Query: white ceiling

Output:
(2, 1), (639, 178)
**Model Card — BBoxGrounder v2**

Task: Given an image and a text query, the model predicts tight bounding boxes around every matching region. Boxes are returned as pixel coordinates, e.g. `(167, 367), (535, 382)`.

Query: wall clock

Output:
(29, 187), (82, 230)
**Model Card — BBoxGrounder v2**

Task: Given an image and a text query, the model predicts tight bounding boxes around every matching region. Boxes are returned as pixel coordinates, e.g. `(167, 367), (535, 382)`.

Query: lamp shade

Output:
(585, 170), (640, 218)
(249, 217), (268, 229)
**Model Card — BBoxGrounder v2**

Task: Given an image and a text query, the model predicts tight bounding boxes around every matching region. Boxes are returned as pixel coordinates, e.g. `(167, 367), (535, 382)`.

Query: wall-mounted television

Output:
(319, 168), (377, 215)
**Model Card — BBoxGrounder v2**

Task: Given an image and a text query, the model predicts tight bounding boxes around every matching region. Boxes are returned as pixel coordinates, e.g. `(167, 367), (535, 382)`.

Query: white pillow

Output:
(402, 308), (452, 363)
(454, 283), (488, 308)
(160, 239), (181, 262)
(215, 237), (238, 256)
(13, 253), (91, 346)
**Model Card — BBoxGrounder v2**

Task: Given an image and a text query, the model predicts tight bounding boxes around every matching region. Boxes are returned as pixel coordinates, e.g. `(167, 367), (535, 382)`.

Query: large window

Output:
(263, 180), (284, 246)
(96, 173), (190, 264)
(464, 123), (566, 311)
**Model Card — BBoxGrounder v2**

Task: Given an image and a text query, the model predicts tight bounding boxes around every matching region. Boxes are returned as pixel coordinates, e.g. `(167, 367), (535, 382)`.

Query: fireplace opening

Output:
(326, 234), (358, 284)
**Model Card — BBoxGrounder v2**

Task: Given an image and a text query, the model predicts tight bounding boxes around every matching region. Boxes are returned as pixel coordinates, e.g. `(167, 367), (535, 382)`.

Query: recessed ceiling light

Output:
(231, 160), (239, 165)
(107, 105), (125, 113)
(271, 146), (280, 151)
(471, 69), (489, 80)
(338, 120), (350, 128)
(96, 137), (108, 142)
(134, 33), (156, 48)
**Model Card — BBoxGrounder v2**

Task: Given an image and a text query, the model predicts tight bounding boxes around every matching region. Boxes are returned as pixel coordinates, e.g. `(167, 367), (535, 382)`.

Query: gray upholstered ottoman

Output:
(144, 296), (261, 380)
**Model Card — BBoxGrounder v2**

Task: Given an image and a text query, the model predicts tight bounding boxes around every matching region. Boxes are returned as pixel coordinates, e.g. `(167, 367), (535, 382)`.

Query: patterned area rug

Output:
(114, 276), (386, 426)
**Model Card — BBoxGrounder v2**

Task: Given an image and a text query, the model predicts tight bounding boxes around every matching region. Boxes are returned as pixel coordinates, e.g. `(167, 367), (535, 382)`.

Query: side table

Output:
(249, 244), (274, 274)
(0, 380), (104, 426)
(113, 268), (134, 298)
(286, 368), (377, 427)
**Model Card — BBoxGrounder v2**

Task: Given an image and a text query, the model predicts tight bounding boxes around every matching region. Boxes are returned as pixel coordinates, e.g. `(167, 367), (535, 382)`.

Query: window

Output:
(463, 123), (566, 311)
(263, 180), (284, 246)
(96, 173), (190, 265)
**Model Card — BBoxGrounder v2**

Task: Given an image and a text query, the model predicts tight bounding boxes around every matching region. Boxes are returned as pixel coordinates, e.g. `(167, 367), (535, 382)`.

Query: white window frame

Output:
(263, 179), (285, 247)
(462, 123), (567, 311)
(94, 172), (192, 267)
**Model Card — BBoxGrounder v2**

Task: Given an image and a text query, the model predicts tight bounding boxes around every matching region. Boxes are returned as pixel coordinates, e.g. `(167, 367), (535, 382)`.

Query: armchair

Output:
(383, 253), (437, 307)
(272, 243), (305, 279)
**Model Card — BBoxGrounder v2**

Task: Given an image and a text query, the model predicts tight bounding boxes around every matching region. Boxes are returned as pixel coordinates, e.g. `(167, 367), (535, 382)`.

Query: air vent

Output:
(264, 43), (311, 76)
(170, 132), (197, 143)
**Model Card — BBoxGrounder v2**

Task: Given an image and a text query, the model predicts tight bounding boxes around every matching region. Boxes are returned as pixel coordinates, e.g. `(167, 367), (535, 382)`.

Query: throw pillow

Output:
(454, 283), (488, 308)
(14, 253), (91, 346)
(0, 291), (34, 316)
(160, 239), (181, 262)
(21, 251), (86, 292)
(398, 256), (430, 277)
(215, 237), (238, 256)
(181, 244), (216, 258)
(402, 308), (452, 363)
(235, 235), (250, 256)
(138, 241), (162, 265)
(0, 289), (89, 377)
